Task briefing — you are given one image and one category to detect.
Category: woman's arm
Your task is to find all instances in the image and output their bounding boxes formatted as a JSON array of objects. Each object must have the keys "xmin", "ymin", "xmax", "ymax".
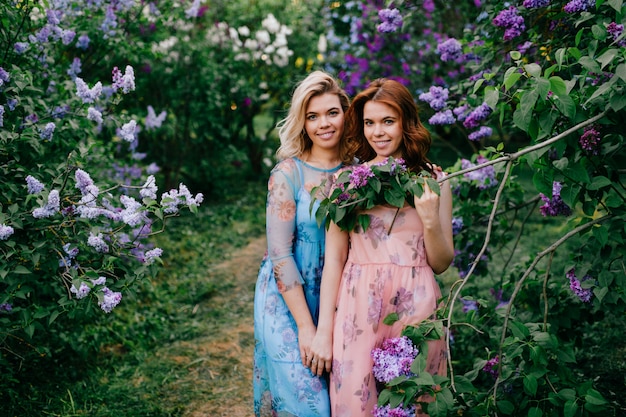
[
  {"xmin": 265, "ymin": 161, "xmax": 317, "ymax": 365},
  {"xmin": 414, "ymin": 177, "xmax": 454, "ymax": 274},
  {"xmin": 308, "ymin": 222, "xmax": 349, "ymax": 375}
]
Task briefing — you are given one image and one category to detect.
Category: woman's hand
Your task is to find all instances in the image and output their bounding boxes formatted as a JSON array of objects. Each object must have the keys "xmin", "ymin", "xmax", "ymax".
[
  {"xmin": 307, "ymin": 331, "xmax": 333, "ymax": 376},
  {"xmin": 414, "ymin": 180, "xmax": 441, "ymax": 228},
  {"xmin": 298, "ymin": 322, "xmax": 316, "ymax": 368}
]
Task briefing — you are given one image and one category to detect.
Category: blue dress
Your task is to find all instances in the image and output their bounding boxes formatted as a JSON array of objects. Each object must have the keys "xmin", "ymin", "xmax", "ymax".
[{"xmin": 253, "ymin": 157, "xmax": 341, "ymax": 417}]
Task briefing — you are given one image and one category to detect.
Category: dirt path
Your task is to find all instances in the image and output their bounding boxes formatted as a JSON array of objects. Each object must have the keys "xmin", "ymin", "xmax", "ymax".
[{"xmin": 181, "ymin": 235, "xmax": 266, "ymax": 417}]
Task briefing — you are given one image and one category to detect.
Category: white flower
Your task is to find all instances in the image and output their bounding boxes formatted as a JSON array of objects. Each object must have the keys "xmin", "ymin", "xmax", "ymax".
[
  {"xmin": 238, "ymin": 26, "xmax": 250, "ymax": 37},
  {"xmin": 318, "ymin": 34, "xmax": 327, "ymax": 53},
  {"xmin": 255, "ymin": 30, "xmax": 271, "ymax": 45},
  {"xmin": 262, "ymin": 13, "xmax": 281, "ymax": 33}
]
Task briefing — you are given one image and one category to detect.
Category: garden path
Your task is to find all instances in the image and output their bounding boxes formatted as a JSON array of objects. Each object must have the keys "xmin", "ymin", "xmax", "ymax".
[{"xmin": 183, "ymin": 235, "xmax": 266, "ymax": 417}]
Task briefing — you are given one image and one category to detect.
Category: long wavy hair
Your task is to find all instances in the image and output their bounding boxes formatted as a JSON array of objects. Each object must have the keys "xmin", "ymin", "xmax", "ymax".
[
  {"xmin": 345, "ymin": 78, "xmax": 433, "ymax": 175},
  {"xmin": 276, "ymin": 71, "xmax": 351, "ymax": 163}
]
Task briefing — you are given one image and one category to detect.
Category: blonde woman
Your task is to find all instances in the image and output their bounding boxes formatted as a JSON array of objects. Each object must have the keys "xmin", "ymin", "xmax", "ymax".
[{"xmin": 253, "ymin": 71, "xmax": 351, "ymax": 417}]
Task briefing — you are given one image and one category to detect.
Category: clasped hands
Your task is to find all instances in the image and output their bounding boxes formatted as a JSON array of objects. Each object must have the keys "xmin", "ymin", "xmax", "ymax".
[{"xmin": 302, "ymin": 333, "xmax": 332, "ymax": 376}]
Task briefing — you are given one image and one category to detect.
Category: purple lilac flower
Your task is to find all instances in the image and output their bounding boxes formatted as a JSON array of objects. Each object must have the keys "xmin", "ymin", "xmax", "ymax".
[
  {"xmin": 185, "ymin": 0, "xmax": 202, "ymax": 18},
  {"xmin": 76, "ymin": 34, "xmax": 90, "ymax": 49},
  {"xmin": 87, "ymin": 107, "xmax": 103, "ymax": 124},
  {"xmin": 491, "ymin": 288, "xmax": 509, "ymax": 309},
  {"xmin": 436, "ymin": 38, "xmax": 463, "ymax": 62},
  {"xmin": 483, "ymin": 355, "xmax": 499, "ymax": 378},
  {"xmin": 51, "ymin": 105, "xmax": 70, "ymax": 119},
  {"xmin": 371, "ymin": 336, "xmax": 418, "ymax": 383},
  {"xmin": 468, "ymin": 126, "xmax": 493, "ymax": 141},
  {"xmin": 40, "ymin": 122, "xmax": 56, "ymax": 141},
  {"xmin": 429, "ymin": 109, "xmax": 455, "ymax": 125},
  {"xmin": 418, "ymin": 86, "xmax": 449, "ymax": 111},
  {"xmin": 119, "ymin": 120, "xmax": 137, "ymax": 142},
  {"xmin": 523, "ymin": 0, "xmax": 550, "ymax": 8},
  {"xmin": 112, "ymin": 65, "xmax": 136, "ymax": 94},
  {"xmin": 92, "ymin": 276, "xmax": 107, "ymax": 286},
  {"xmin": 26, "ymin": 175, "xmax": 45, "ymax": 194},
  {"xmin": 140, "ymin": 175, "xmax": 158, "ymax": 199},
  {"xmin": 349, "ymin": 164, "xmax": 375, "ymax": 188},
  {"xmin": 144, "ymin": 248, "xmax": 163, "ymax": 265},
  {"xmin": 0, "ymin": 105, "xmax": 4, "ymax": 127},
  {"xmin": 539, "ymin": 181, "xmax": 572, "ymax": 216},
  {"xmin": 493, "ymin": 6, "xmax": 526, "ymax": 41},
  {"xmin": 377, "ymin": 8, "xmax": 403, "ymax": 33},
  {"xmin": 0, "ymin": 224, "xmax": 15, "ymax": 240},
  {"xmin": 607, "ymin": 22, "xmax": 625, "ymax": 46},
  {"xmin": 0, "ymin": 303, "xmax": 12, "ymax": 312},
  {"xmin": 579, "ymin": 125, "xmax": 601, "ymax": 154},
  {"xmin": 75, "ymin": 169, "xmax": 95, "ymax": 195},
  {"xmin": 160, "ymin": 184, "xmax": 203, "ymax": 214},
  {"xmin": 463, "ymin": 103, "xmax": 492, "ymax": 129},
  {"xmin": 460, "ymin": 298, "xmax": 478, "ymax": 313},
  {"xmin": 145, "ymin": 105, "xmax": 167, "ymax": 129},
  {"xmin": 32, "ymin": 190, "xmax": 60, "ymax": 218},
  {"xmin": 564, "ymin": 0, "xmax": 595, "ymax": 13},
  {"xmin": 423, "ymin": 0, "xmax": 435, "ymax": 14},
  {"xmin": 7, "ymin": 99, "xmax": 17, "ymax": 111},
  {"xmin": 388, "ymin": 157, "xmax": 407, "ymax": 175},
  {"xmin": 99, "ymin": 287, "xmax": 122, "ymax": 313},
  {"xmin": 567, "ymin": 269, "xmax": 593, "ymax": 302},
  {"xmin": 14, "ymin": 42, "xmax": 29, "ymax": 54},
  {"xmin": 462, "ymin": 155, "xmax": 498, "ymax": 189},
  {"xmin": 373, "ymin": 404, "xmax": 417, "ymax": 417},
  {"xmin": 0, "ymin": 67, "xmax": 9, "ymax": 87},
  {"xmin": 146, "ymin": 163, "xmax": 160, "ymax": 175},
  {"xmin": 75, "ymin": 78, "xmax": 103, "ymax": 103},
  {"xmin": 101, "ymin": 6, "xmax": 118, "ymax": 37},
  {"xmin": 70, "ymin": 282, "xmax": 91, "ymax": 299},
  {"xmin": 61, "ymin": 29, "xmax": 76, "ymax": 45},
  {"xmin": 87, "ymin": 232, "xmax": 109, "ymax": 253},
  {"xmin": 120, "ymin": 195, "xmax": 144, "ymax": 226},
  {"xmin": 67, "ymin": 57, "xmax": 82, "ymax": 79},
  {"xmin": 452, "ymin": 217, "xmax": 463, "ymax": 235},
  {"xmin": 453, "ymin": 104, "xmax": 470, "ymax": 122}
]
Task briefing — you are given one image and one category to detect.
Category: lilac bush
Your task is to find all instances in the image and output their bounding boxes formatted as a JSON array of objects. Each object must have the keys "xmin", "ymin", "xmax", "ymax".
[
  {"xmin": 0, "ymin": 0, "xmax": 203, "ymax": 379},
  {"xmin": 323, "ymin": 0, "xmax": 624, "ymax": 415}
]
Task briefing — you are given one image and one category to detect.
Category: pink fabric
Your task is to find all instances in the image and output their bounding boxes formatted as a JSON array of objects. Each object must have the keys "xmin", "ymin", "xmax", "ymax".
[{"xmin": 330, "ymin": 205, "xmax": 447, "ymax": 417}]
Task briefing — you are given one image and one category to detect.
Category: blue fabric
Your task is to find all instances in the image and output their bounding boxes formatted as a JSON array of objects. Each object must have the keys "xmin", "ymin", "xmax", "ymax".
[{"xmin": 253, "ymin": 158, "xmax": 339, "ymax": 417}]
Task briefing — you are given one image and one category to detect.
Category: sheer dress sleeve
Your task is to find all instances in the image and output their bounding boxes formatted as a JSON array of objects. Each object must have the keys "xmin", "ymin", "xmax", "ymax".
[{"xmin": 265, "ymin": 159, "xmax": 303, "ymax": 293}]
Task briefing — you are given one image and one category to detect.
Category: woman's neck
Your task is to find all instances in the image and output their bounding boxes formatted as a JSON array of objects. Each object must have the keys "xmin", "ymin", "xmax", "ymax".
[{"xmin": 302, "ymin": 148, "xmax": 342, "ymax": 169}]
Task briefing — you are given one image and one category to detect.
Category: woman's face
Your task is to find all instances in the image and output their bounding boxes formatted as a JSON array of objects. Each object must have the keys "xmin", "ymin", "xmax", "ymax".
[
  {"xmin": 363, "ymin": 100, "xmax": 403, "ymax": 163},
  {"xmin": 304, "ymin": 93, "xmax": 345, "ymax": 152}
]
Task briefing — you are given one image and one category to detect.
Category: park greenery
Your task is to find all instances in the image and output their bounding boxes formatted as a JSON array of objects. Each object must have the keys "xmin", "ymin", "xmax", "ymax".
[{"xmin": 0, "ymin": 0, "xmax": 625, "ymax": 415}]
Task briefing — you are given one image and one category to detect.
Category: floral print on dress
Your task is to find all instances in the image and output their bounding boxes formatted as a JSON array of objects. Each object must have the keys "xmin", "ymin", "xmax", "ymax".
[
  {"xmin": 330, "ymin": 204, "xmax": 446, "ymax": 417},
  {"xmin": 254, "ymin": 158, "xmax": 343, "ymax": 417}
]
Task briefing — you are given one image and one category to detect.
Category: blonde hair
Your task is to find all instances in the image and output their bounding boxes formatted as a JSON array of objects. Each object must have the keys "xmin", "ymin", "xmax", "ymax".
[{"xmin": 276, "ymin": 70, "xmax": 351, "ymax": 162}]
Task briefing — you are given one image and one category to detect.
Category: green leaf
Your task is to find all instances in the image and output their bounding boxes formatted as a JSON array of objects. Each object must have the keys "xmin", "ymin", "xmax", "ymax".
[
  {"xmin": 587, "ymin": 176, "xmax": 612, "ymax": 190},
  {"xmin": 383, "ymin": 312, "xmax": 399, "ymax": 325},
  {"xmin": 610, "ymin": 89, "xmax": 626, "ymax": 111},
  {"xmin": 513, "ymin": 89, "xmax": 539, "ymax": 131},
  {"xmin": 523, "ymin": 375, "xmax": 538, "ymax": 396},
  {"xmin": 560, "ymin": 184, "xmax": 581, "ymax": 208},
  {"xmin": 497, "ymin": 400, "xmax": 515, "ymax": 415},
  {"xmin": 616, "ymin": 63, "xmax": 626, "ymax": 82},
  {"xmin": 549, "ymin": 76, "xmax": 568, "ymax": 96},
  {"xmin": 578, "ymin": 56, "xmax": 601, "ymax": 72},
  {"xmin": 585, "ymin": 388, "xmax": 608, "ymax": 406},
  {"xmin": 564, "ymin": 400, "xmax": 578, "ymax": 417},
  {"xmin": 528, "ymin": 407, "xmax": 543, "ymax": 417},
  {"xmin": 554, "ymin": 93, "xmax": 576, "ymax": 119},
  {"xmin": 504, "ymin": 70, "xmax": 523, "ymax": 92},
  {"xmin": 484, "ymin": 85, "xmax": 500, "ymax": 109},
  {"xmin": 607, "ymin": 0, "xmax": 623, "ymax": 12},
  {"xmin": 585, "ymin": 75, "xmax": 618, "ymax": 105},
  {"xmin": 13, "ymin": 265, "xmax": 32, "ymax": 275},
  {"xmin": 596, "ymin": 48, "xmax": 618, "ymax": 70},
  {"xmin": 524, "ymin": 63, "xmax": 542, "ymax": 78},
  {"xmin": 532, "ymin": 169, "xmax": 554, "ymax": 197},
  {"xmin": 558, "ymin": 388, "xmax": 577, "ymax": 401}
]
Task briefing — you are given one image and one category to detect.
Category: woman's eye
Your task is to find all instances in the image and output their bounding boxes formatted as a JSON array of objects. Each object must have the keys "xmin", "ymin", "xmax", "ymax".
[{"xmin": 307, "ymin": 115, "xmax": 317, "ymax": 121}]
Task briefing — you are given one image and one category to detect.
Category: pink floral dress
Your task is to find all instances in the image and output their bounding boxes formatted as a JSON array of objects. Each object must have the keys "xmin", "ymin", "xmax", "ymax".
[{"xmin": 330, "ymin": 204, "xmax": 447, "ymax": 417}]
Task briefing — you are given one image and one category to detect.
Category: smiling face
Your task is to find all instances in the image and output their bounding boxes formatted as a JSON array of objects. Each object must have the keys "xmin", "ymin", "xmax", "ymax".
[
  {"xmin": 304, "ymin": 93, "xmax": 345, "ymax": 153},
  {"xmin": 363, "ymin": 100, "xmax": 403, "ymax": 163}
]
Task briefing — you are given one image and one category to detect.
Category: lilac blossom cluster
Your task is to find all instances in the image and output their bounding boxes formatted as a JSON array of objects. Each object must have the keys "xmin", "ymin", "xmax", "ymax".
[
  {"xmin": 452, "ymin": 216, "xmax": 464, "ymax": 235},
  {"xmin": 0, "ymin": 303, "xmax": 12, "ymax": 312},
  {"xmin": 460, "ymin": 298, "xmax": 479, "ymax": 313},
  {"xmin": 0, "ymin": 224, "xmax": 15, "ymax": 240},
  {"xmin": 421, "ymin": 95, "xmax": 493, "ymax": 142},
  {"xmin": 461, "ymin": 155, "xmax": 498, "ymax": 189},
  {"xmin": 348, "ymin": 164, "xmax": 375, "ymax": 188},
  {"xmin": 69, "ymin": 276, "xmax": 122, "ymax": 313},
  {"xmin": 579, "ymin": 125, "xmax": 602, "ymax": 154},
  {"xmin": 373, "ymin": 404, "xmax": 417, "ymax": 417},
  {"xmin": 160, "ymin": 184, "xmax": 204, "ymax": 214},
  {"xmin": 564, "ymin": 0, "xmax": 595, "ymax": 13},
  {"xmin": 371, "ymin": 336, "xmax": 419, "ymax": 384},
  {"xmin": 377, "ymin": 8, "xmax": 403, "ymax": 33},
  {"xmin": 566, "ymin": 269, "xmax": 594, "ymax": 302},
  {"xmin": 539, "ymin": 182, "xmax": 572, "ymax": 217},
  {"xmin": 418, "ymin": 86, "xmax": 449, "ymax": 111},
  {"xmin": 492, "ymin": 6, "xmax": 526, "ymax": 41},
  {"xmin": 607, "ymin": 22, "xmax": 625, "ymax": 46},
  {"xmin": 436, "ymin": 38, "xmax": 463, "ymax": 63},
  {"xmin": 482, "ymin": 355, "xmax": 499, "ymax": 379},
  {"xmin": 523, "ymin": 0, "xmax": 551, "ymax": 8}
]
